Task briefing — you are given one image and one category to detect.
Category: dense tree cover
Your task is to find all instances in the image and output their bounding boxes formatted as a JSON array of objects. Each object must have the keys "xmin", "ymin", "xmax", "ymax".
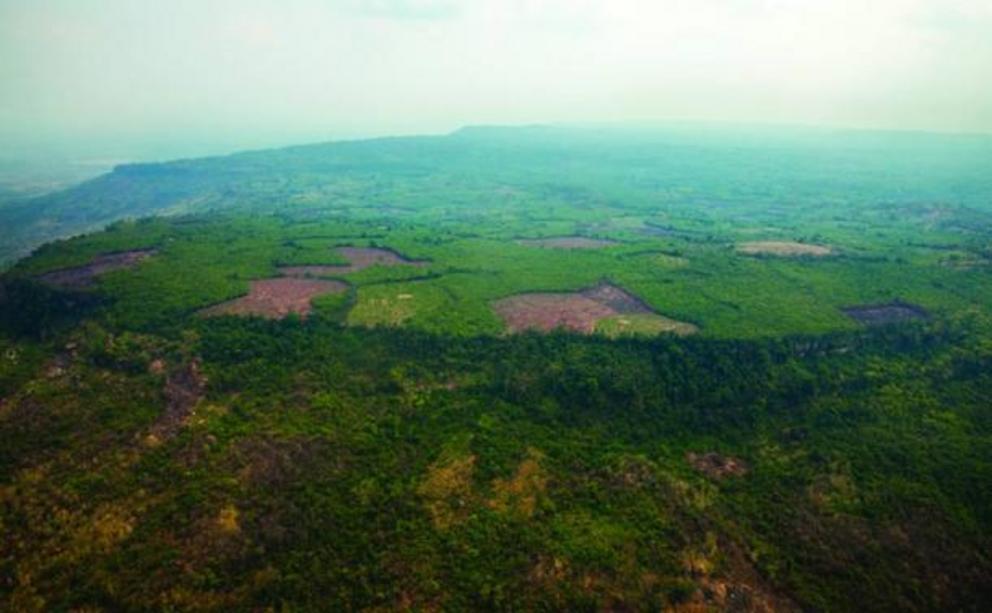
[{"xmin": 1, "ymin": 297, "xmax": 991, "ymax": 609}]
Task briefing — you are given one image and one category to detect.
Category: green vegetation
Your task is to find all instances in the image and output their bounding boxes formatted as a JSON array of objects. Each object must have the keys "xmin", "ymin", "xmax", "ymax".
[
  {"xmin": 596, "ymin": 313, "xmax": 698, "ymax": 337},
  {"xmin": 2, "ymin": 126, "xmax": 992, "ymax": 609}
]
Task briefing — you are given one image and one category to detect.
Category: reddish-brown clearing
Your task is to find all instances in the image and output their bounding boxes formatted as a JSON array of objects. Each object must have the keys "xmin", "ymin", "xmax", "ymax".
[
  {"xmin": 493, "ymin": 293, "xmax": 617, "ymax": 333},
  {"xmin": 200, "ymin": 278, "xmax": 348, "ymax": 319},
  {"xmin": 280, "ymin": 246, "xmax": 428, "ymax": 277},
  {"xmin": 492, "ymin": 283, "xmax": 669, "ymax": 334},
  {"xmin": 37, "ymin": 249, "xmax": 156, "ymax": 288}
]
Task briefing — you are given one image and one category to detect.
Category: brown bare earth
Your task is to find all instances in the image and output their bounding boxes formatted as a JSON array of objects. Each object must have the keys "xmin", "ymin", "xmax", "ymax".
[
  {"xmin": 737, "ymin": 241, "xmax": 832, "ymax": 257},
  {"xmin": 686, "ymin": 452, "xmax": 749, "ymax": 479},
  {"xmin": 279, "ymin": 246, "xmax": 428, "ymax": 277},
  {"xmin": 199, "ymin": 278, "xmax": 348, "ymax": 319},
  {"xmin": 492, "ymin": 282, "xmax": 693, "ymax": 335},
  {"xmin": 843, "ymin": 302, "xmax": 928, "ymax": 326},
  {"xmin": 36, "ymin": 249, "xmax": 156, "ymax": 288},
  {"xmin": 517, "ymin": 236, "xmax": 618, "ymax": 249},
  {"xmin": 493, "ymin": 293, "xmax": 618, "ymax": 333}
]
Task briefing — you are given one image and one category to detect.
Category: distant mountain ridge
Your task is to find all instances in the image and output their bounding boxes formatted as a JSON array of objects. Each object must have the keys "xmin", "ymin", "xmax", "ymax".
[
  {"xmin": 3, "ymin": 124, "xmax": 992, "ymax": 266},
  {"xmin": 0, "ymin": 132, "xmax": 453, "ymax": 265}
]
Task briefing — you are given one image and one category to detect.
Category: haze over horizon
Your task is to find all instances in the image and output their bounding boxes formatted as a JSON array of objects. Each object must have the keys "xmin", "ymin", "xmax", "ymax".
[{"xmin": 2, "ymin": 0, "xmax": 992, "ymax": 163}]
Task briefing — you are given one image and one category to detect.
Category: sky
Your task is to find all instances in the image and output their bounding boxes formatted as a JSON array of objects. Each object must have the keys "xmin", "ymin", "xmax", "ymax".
[{"xmin": 1, "ymin": 0, "xmax": 991, "ymax": 161}]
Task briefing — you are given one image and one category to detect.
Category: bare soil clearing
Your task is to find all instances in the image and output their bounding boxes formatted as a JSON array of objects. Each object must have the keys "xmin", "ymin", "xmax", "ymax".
[
  {"xmin": 493, "ymin": 293, "xmax": 617, "ymax": 333},
  {"xmin": 280, "ymin": 246, "xmax": 427, "ymax": 277},
  {"xmin": 517, "ymin": 237, "xmax": 618, "ymax": 249},
  {"xmin": 37, "ymin": 249, "xmax": 156, "ymax": 288},
  {"xmin": 686, "ymin": 452, "xmax": 749, "ymax": 479},
  {"xmin": 493, "ymin": 282, "xmax": 696, "ymax": 336},
  {"xmin": 737, "ymin": 241, "xmax": 832, "ymax": 257},
  {"xmin": 843, "ymin": 302, "xmax": 928, "ymax": 326},
  {"xmin": 200, "ymin": 278, "xmax": 348, "ymax": 319}
]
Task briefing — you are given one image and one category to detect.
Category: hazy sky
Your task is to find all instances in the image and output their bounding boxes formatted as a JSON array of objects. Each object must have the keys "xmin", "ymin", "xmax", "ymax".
[{"xmin": 2, "ymin": 0, "xmax": 991, "ymax": 158}]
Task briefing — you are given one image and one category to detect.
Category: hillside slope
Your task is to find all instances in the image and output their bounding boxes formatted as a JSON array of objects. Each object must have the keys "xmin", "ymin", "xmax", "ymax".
[{"xmin": 4, "ymin": 125, "xmax": 992, "ymax": 264}]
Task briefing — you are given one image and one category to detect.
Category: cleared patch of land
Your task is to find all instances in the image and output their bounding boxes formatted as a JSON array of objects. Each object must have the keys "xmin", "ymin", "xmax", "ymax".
[
  {"xmin": 280, "ymin": 246, "xmax": 427, "ymax": 277},
  {"xmin": 843, "ymin": 302, "xmax": 928, "ymax": 326},
  {"xmin": 492, "ymin": 283, "xmax": 696, "ymax": 336},
  {"xmin": 517, "ymin": 236, "xmax": 618, "ymax": 249},
  {"xmin": 200, "ymin": 278, "xmax": 348, "ymax": 319},
  {"xmin": 36, "ymin": 249, "xmax": 156, "ymax": 288},
  {"xmin": 737, "ymin": 241, "xmax": 832, "ymax": 257},
  {"xmin": 493, "ymin": 293, "xmax": 616, "ymax": 333}
]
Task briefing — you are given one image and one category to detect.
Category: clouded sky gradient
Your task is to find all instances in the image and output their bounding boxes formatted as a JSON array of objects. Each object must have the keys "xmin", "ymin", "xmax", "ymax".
[{"xmin": 2, "ymin": 0, "xmax": 991, "ymax": 158}]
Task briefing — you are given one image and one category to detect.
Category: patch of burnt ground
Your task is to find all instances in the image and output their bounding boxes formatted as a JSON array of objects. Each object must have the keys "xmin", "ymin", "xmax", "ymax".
[
  {"xmin": 843, "ymin": 302, "xmax": 929, "ymax": 326},
  {"xmin": 579, "ymin": 283, "xmax": 652, "ymax": 314},
  {"xmin": 279, "ymin": 246, "xmax": 428, "ymax": 277},
  {"xmin": 36, "ymin": 249, "xmax": 156, "ymax": 289}
]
